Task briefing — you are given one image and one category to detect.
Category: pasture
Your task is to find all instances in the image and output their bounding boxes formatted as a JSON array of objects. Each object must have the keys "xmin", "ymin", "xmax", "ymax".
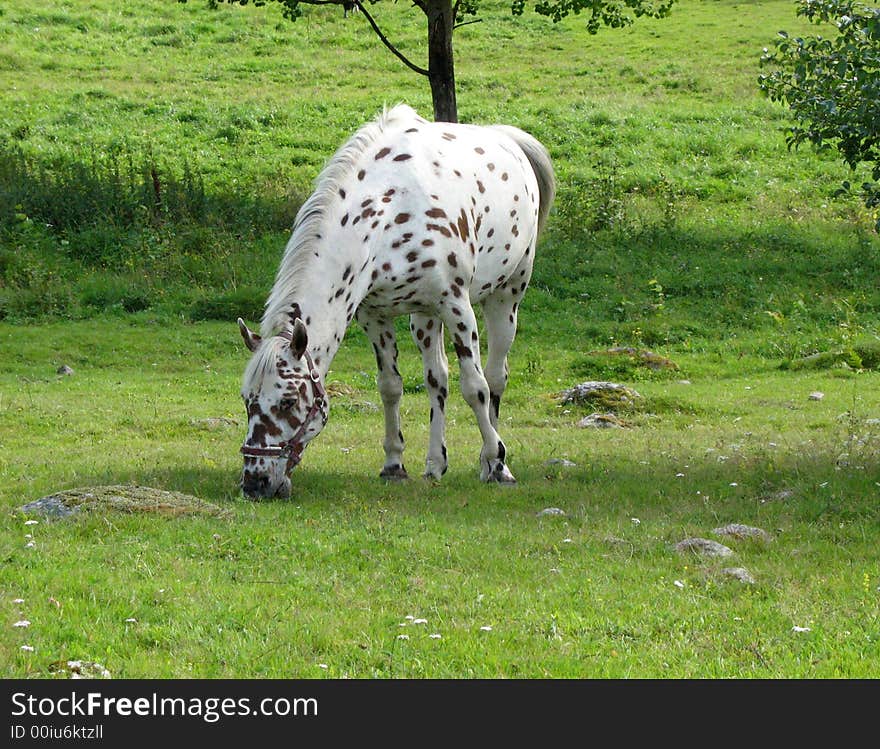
[{"xmin": 1, "ymin": 0, "xmax": 879, "ymax": 678}]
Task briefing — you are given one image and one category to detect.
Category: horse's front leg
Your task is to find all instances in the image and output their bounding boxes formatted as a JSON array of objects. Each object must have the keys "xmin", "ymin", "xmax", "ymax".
[
  {"xmin": 358, "ymin": 312, "xmax": 408, "ymax": 480},
  {"xmin": 410, "ymin": 313, "xmax": 449, "ymax": 480}
]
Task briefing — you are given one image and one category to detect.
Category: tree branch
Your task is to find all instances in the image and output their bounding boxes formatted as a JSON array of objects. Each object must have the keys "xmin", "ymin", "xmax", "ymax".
[
  {"xmin": 453, "ymin": 18, "xmax": 482, "ymax": 29},
  {"xmin": 354, "ymin": 1, "xmax": 430, "ymax": 77}
]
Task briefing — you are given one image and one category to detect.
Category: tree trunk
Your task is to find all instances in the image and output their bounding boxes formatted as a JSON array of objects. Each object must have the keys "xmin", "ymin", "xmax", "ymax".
[{"xmin": 425, "ymin": 0, "xmax": 457, "ymax": 123}]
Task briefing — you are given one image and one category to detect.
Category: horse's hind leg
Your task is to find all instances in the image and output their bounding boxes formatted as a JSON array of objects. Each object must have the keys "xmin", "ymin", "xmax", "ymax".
[
  {"xmin": 409, "ymin": 313, "xmax": 449, "ymax": 479},
  {"xmin": 481, "ymin": 252, "xmax": 533, "ymax": 429},
  {"xmin": 440, "ymin": 300, "xmax": 515, "ymax": 484},
  {"xmin": 358, "ymin": 312, "xmax": 408, "ymax": 480}
]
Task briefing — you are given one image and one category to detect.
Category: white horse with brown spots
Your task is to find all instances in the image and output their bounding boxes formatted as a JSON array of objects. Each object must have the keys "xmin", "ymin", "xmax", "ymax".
[{"xmin": 238, "ymin": 104, "xmax": 554, "ymax": 498}]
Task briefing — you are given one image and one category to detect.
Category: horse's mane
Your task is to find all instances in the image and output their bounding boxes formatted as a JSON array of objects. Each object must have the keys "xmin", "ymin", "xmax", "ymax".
[{"xmin": 261, "ymin": 104, "xmax": 419, "ymax": 336}]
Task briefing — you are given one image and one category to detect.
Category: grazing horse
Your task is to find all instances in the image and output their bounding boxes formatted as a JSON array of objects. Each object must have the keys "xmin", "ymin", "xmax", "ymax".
[{"xmin": 238, "ymin": 104, "xmax": 554, "ymax": 499}]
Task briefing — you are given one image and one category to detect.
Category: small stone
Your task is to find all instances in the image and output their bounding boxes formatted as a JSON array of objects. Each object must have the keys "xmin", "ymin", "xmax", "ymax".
[
  {"xmin": 713, "ymin": 523, "xmax": 773, "ymax": 542},
  {"xmin": 577, "ymin": 413, "xmax": 627, "ymax": 429},
  {"xmin": 808, "ymin": 391, "xmax": 824, "ymax": 401},
  {"xmin": 674, "ymin": 538, "xmax": 733, "ymax": 558},
  {"xmin": 545, "ymin": 458, "xmax": 577, "ymax": 467},
  {"xmin": 767, "ymin": 488, "xmax": 795, "ymax": 502},
  {"xmin": 721, "ymin": 567, "xmax": 756, "ymax": 584},
  {"xmin": 57, "ymin": 364, "xmax": 74, "ymax": 376},
  {"xmin": 536, "ymin": 507, "xmax": 566, "ymax": 517}
]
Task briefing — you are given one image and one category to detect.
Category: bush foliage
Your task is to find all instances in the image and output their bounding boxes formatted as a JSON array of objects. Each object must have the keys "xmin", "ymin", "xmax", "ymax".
[{"xmin": 760, "ymin": 0, "xmax": 880, "ymax": 228}]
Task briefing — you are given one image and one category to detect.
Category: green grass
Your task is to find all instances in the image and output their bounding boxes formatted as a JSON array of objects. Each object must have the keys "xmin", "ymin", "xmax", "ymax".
[
  {"xmin": 1, "ymin": 318, "xmax": 878, "ymax": 677},
  {"xmin": 0, "ymin": 0, "xmax": 879, "ymax": 677}
]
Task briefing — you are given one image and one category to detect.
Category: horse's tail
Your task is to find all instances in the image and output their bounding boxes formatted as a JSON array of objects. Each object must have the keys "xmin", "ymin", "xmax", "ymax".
[{"xmin": 491, "ymin": 125, "xmax": 556, "ymax": 237}]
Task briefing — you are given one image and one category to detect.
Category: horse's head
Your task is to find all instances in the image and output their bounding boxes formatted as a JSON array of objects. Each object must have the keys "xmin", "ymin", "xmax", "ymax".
[{"xmin": 237, "ymin": 317, "xmax": 329, "ymax": 499}]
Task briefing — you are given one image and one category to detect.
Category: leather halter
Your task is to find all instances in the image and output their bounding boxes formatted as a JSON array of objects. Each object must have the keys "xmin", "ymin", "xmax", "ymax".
[{"xmin": 240, "ymin": 339, "xmax": 326, "ymax": 476}]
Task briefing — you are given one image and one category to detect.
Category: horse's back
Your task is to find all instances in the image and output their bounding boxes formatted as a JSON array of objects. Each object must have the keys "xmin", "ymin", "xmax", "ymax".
[{"xmin": 351, "ymin": 108, "xmax": 542, "ymax": 315}]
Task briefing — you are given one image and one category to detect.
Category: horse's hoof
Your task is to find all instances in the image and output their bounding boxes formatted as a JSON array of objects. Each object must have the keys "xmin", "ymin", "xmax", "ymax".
[
  {"xmin": 380, "ymin": 465, "xmax": 409, "ymax": 481},
  {"xmin": 485, "ymin": 463, "xmax": 517, "ymax": 484}
]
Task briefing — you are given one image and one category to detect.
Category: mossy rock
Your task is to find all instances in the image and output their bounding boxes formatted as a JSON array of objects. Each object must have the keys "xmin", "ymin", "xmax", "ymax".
[
  {"xmin": 784, "ymin": 342, "xmax": 880, "ymax": 371},
  {"xmin": 560, "ymin": 381, "xmax": 642, "ymax": 411},
  {"xmin": 572, "ymin": 347, "xmax": 680, "ymax": 381},
  {"xmin": 18, "ymin": 485, "xmax": 230, "ymax": 519}
]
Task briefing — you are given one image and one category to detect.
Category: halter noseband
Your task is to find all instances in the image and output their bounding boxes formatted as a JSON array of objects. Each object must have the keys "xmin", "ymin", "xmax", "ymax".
[{"xmin": 240, "ymin": 341, "xmax": 326, "ymax": 476}]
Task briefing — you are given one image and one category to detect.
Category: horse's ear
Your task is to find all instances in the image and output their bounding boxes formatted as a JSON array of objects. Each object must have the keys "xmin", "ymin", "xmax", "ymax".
[
  {"xmin": 238, "ymin": 318, "xmax": 262, "ymax": 353},
  {"xmin": 289, "ymin": 318, "xmax": 309, "ymax": 360}
]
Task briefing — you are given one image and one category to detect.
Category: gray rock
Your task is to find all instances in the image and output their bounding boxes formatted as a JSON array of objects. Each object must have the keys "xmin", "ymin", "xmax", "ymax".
[
  {"xmin": 577, "ymin": 413, "xmax": 627, "ymax": 429},
  {"xmin": 544, "ymin": 458, "xmax": 577, "ymax": 467},
  {"xmin": 713, "ymin": 523, "xmax": 773, "ymax": 542},
  {"xmin": 720, "ymin": 567, "xmax": 756, "ymax": 584},
  {"xmin": 57, "ymin": 365, "xmax": 74, "ymax": 376},
  {"xmin": 536, "ymin": 507, "xmax": 566, "ymax": 517},
  {"xmin": 19, "ymin": 496, "xmax": 80, "ymax": 519},
  {"xmin": 674, "ymin": 537, "xmax": 734, "ymax": 558}
]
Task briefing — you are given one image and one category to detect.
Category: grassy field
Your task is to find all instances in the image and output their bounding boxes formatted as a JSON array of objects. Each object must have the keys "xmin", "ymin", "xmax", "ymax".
[{"xmin": 1, "ymin": 0, "xmax": 879, "ymax": 677}]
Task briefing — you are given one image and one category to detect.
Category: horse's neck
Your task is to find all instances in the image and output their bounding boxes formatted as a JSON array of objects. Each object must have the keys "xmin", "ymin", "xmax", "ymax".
[{"xmin": 264, "ymin": 237, "xmax": 369, "ymax": 377}]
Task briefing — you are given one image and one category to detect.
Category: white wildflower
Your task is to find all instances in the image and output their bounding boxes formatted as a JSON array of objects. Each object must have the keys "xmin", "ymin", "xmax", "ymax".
[
  {"xmin": 429, "ymin": 633, "xmax": 442, "ymax": 640},
  {"xmin": 673, "ymin": 580, "xmax": 685, "ymax": 589},
  {"xmin": 13, "ymin": 620, "xmax": 31, "ymax": 628},
  {"xmin": 792, "ymin": 626, "xmax": 811, "ymax": 633},
  {"xmin": 20, "ymin": 645, "xmax": 34, "ymax": 652},
  {"xmin": 24, "ymin": 520, "xmax": 38, "ymax": 526},
  {"xmin": 397, "ymin": 634, "xmax": 409, "ymax": 640},
  {"xmin": 479, "ymin": 625, "xmax": 493, "ymax": 632},
  {"xmin": 412, "ymin": 618, "xmax": 428, "ymax": 625}
]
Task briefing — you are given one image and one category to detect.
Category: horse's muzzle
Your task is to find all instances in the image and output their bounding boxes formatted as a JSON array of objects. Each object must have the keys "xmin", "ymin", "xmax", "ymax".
[{"xmin": 241, "ymin": 472, "xmax": 291, "ymax": 499}]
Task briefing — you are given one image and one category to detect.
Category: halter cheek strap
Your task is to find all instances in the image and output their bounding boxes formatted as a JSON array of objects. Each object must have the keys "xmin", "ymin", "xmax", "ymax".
[{"xmin": 240, "ymin": 348, "xmax": 327, "ymax": 476}]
